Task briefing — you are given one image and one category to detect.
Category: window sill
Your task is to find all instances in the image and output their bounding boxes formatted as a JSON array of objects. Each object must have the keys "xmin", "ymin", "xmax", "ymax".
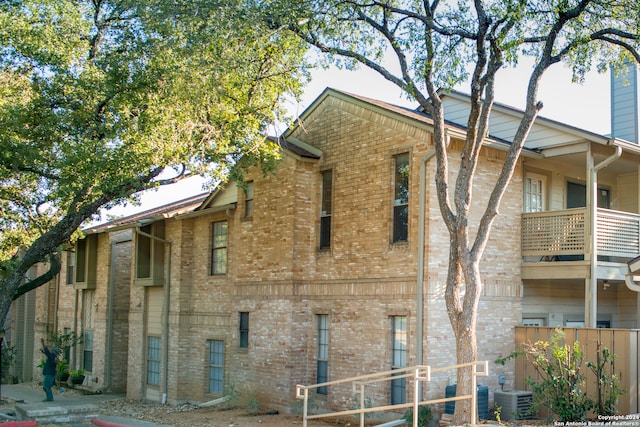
[{"xmin": 390, "ymin": 241, "xmax": 410, "ymax": 251}]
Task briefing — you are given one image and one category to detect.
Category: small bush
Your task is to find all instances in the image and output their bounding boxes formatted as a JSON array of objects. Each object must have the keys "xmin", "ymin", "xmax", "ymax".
[
  {"xmin": 403, "ymin": 405, "xmax": 433, "ymax": 427},
  {"xmin": 497, "ymin": 328, "xmax": 626, "ymax": 422}
]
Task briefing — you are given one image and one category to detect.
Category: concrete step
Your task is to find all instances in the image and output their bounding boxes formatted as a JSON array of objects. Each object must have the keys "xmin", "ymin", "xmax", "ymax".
[{"xmin": 15, "ymin": 401, "xmax": 99, "ymax": 424}]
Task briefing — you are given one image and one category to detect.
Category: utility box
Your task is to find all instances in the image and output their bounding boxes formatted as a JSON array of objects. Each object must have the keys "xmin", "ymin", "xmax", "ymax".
[
  {"xmin": 493, "ymin": 390, "xmax": 533, "ymax": 420},
  {"xmin": 444, "ymin": 384, "xmax": 489, "ymax": 420}
]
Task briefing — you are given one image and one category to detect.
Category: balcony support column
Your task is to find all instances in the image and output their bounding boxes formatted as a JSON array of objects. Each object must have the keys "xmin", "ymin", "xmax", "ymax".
[{"xmin": 587, "ymin": 143, "xmax": 622, "ymax": 328}]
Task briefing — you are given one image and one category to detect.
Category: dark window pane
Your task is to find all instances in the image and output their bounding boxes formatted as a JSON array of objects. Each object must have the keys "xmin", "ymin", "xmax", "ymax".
[
  {"xmin": 211, "ymin": 221, "xmax": 228, "ymax": 275},
  {"xmin": 320, "ymin": 217, "xmax": 331, "ymax": 249},
  {"xmin": 321, "ymin": 171, "xmax": 332, "ymax": 214},
  {"xmin": 208, "ymin": 340, "xmax": 224, "ymax": 394},
  {"xmin": 391, "ymin": 375, "xmax": 406, "ymax": 404},
  {"xmin": 393, "ymin": 205, "xmax": 408, "ymax": 242},
  {"xmin": 239, "ymin": 312, "xmax": 249, "ymax": 348},
  {"xmin": 146, "ymin": 336, "xmax": 160, "ymax": 385},
  {"xmin": 317, "ymin": 360, "xmax": 328, "ymax": 395}
]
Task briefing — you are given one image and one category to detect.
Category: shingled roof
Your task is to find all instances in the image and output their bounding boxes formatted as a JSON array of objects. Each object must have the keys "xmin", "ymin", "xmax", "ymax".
[{"xmin": 86, "ymin": 192, "xmax": 210, "ymax": 234}]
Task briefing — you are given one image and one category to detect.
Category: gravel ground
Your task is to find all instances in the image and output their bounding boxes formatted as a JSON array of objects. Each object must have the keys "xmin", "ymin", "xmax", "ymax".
[{"xmin": 3, "ymin": 383, "xmax": 341, "ymax": 426}]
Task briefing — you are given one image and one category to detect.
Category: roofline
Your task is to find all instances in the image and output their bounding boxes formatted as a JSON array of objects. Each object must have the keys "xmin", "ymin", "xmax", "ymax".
[
  {"xmin": 85, "ymin": 192, "xmax": 210, "ymax": 234},
  {"xmin": 285, "ymin": 88, "xmax": 437, "ymax": 139},
  {"xmin": 441, "ymin": 90, "xmax": 611, "ymax": 146},
  {"xmin": 288, "ymin": 88, "xmax": 543, "ymax": 158}
]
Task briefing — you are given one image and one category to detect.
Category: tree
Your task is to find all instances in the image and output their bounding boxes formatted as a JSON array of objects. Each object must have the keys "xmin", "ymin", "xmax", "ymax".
[
  {"xmin": 0, "ymin": 0, "xmax": 308, "ymax": 326},
  {"xmin": 264, "ymin": 0, "xmax": 640, "ymax": 423}
]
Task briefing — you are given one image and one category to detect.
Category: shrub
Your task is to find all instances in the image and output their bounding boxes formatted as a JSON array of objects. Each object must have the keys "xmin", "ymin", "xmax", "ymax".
[
  {"xmin": 403, "ymin": 405, "xmax": 433, "ymax": 427},
  {"xmin": 587, "ymin": 344, "xmax": 624, "ymax": 416},
  {"xmin": 497, "ymin": 328, "xmax": 625, "ymax": 422}
]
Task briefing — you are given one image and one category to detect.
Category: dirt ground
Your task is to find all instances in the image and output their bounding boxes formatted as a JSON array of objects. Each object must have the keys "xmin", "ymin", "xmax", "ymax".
[{"xmin": 95, "ymin": 399, "xmax": 346, "ymax": 427}]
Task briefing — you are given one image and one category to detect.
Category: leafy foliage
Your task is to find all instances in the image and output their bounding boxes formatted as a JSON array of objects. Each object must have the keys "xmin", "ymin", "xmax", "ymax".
[
  {"xmin": 525, "ymin": 330, "xmax": 593, "ymax": 421},
  {"xmin": 403, "ymin": 405, "xmax": 433, "ymax": 427},
  {"xmin": 587, "ymin": 344, "xmax": 624, "ymax": 416},
  {"xmin": 0, "ymin": 0, "xmax": 308, "ymax": 321},
  {"xmin": 498, "ymin": 329, "xmax": 626, "ymax": 422}
]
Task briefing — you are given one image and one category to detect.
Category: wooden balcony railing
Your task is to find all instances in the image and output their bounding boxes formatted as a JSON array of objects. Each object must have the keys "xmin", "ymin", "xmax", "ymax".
[{"xmin": 522, "ymin": 208, "xmax": 640, "ymax": 259}]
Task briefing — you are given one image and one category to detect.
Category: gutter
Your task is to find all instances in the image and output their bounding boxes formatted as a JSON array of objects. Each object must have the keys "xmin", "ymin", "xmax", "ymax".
[
  {"xmin": 587, "ymin": 142, "xmax": 622, "ymax": 327},
  {"xmin": 135, "ymin": 226, "xmax": 172, "ymax": 404},
  {"xmin": 417, "ymin": 147, "xmax": 436, "ymax": 399},
  {"xmin": 625, "ymin": 275, "xmax": 640, "ymax": 292}
]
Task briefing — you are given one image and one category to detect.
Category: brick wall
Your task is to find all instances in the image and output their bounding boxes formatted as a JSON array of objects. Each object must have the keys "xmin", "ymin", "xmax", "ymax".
[{"xmin": 29, "ymin": 91, "xmax": 522, "ymax": 413}]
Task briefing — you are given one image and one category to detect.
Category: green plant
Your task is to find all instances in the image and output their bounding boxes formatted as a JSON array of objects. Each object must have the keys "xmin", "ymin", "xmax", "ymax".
[
  {"xmin": 223, "ymin": 382, "xmax": 242, "ymax": 409},
  {"xmin": 69, "ymin": 369, "xmax": 85, "ymax": 377},
  {"xmin": 291, "ymin": 394, "xmax": 318, "ymax": 416},
  {"xmin": 56, "ymin": 358, "xmax": 69, "ymax": 375},
  {"xmin": 1, "ymin": 345, "xmax": 16, "ymax": 372},
  {"xmin": 524, "ymin": 329, "xmax": 593, "ymax": 422},
  {"xmin": 493, "ymin": 405, "xmax": 502, "ymax": 424},
  {"xmin": 587, "ymin": 343, "xmax": 625, "ymax": 416},
  {"xmin": 403, "ymin": 405, "xmax": 433, "ymax": 427},
  {"xmin": 49, "ymin": 330, "xmax": 82, "ymax": 361}
]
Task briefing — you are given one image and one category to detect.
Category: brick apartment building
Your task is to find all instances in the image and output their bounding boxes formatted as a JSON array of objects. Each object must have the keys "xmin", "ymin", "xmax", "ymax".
[{"xmin": 11, "ymin": 72, "xmax": 640, "ymax": 414}]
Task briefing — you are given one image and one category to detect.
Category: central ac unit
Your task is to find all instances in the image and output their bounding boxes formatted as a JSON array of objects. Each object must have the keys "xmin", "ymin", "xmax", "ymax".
[{"xmin": 494, "ymin": 390, "xmax": 533, "ymax": 420}]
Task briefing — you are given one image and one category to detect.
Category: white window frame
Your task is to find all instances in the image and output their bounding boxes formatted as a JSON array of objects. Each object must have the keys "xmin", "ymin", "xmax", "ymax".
[{"xmin": 524, "ymin": 172, "xmax": 547, "ymax": 213}]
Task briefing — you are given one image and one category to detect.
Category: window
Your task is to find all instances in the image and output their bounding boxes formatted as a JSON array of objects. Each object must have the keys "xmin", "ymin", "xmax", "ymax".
[
  {"xmin": 147, "ymin": 336, "xmax": 161, "ymax": 386},
  {"xmin": 83, "ymin": 331, "xmax": 94, "ymax": 372},
  {"xmin": 393, "ymin": 154, "xmax": 409, "ymax": 242},
  {"xmin": 320, "ymin": 170, "xmax": 333, "ymax": 249},
  {"xmin": 567, "ymin": 181, "xmax": 611, "ymax": 209},
  {"xmin": 207, "ymin": 340, "xmax": 225, "ymax": 394},
  {"xmin": 211, "ymin": 221, "xmax": 228, "ymax": 275},
  {"xmin": 75, "ymin": 234, "xmax": 98, "ymax": 289},
  {"xmin": 317, "ymin": 314, "xmax": 329, "ymax": 394},
  {"xmin": 135, "ymin": 222, "xmax": 165, "ymax": 286},
  {"xmin": 391, "ymin": 316, "xmax": 407, "ymax": 404},
  {"xmin": 524, "ymin": 173, "xmax": 546, "ymax": 213},
  {"xmin": 66, "ymin": 251, "xmax": 75, "ymax": 285},
  {"xmin": 245, "ymin": 182, "xmax": 254, "ymax": 218},
  {"xmin": 522, "ymin": 318, "xmax": 544, "ymax": 326},
  {"xmin": 239, "ymin": 312, "xmax": 249, "ymax": 348}
]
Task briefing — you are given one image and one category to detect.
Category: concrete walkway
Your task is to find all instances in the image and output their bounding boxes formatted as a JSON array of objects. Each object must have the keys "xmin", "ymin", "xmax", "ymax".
[{"xmin": 0, "ymin": 384, "xmax": 173, "ymax": 427}]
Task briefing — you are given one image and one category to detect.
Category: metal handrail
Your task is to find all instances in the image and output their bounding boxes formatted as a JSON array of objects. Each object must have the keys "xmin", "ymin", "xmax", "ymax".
[{"xmin": 296, "ymin": 360, "xmax": 489, "ymax": 427}]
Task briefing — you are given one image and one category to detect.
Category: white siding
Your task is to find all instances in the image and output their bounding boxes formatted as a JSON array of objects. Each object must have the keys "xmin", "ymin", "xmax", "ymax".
[{"xmin": 442, "ymin": 96, "xmax": 588, "ymax": 149}]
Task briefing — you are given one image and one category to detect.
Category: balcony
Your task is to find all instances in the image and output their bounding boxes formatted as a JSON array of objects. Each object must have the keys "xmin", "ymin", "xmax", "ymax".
[{"xmin": 521, "ymin": 208, "xmax": 640, "ymax": 280}]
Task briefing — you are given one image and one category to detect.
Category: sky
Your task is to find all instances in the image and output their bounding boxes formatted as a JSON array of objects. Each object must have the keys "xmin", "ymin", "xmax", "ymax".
[{"xmin": 99, "ymin": 57, "xmax": 613, "ymax": 221}]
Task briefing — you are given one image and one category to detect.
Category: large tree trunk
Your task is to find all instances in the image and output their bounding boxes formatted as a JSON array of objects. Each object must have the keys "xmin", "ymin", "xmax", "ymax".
[{"xmin": 445, "ymin": 239, "xmax": 482, "ymax": 425}]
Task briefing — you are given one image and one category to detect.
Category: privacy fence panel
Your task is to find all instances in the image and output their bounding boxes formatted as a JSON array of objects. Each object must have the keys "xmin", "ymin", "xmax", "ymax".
[{"xmin": 514, "ymin": 326, "xmax": 640, "ymax": 416}]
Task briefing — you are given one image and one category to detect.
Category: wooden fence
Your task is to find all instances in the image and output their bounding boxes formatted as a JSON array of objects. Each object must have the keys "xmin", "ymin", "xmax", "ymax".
[{"xmin": 514, "ymin": 326, "xmax": 640, "ymax": 416}]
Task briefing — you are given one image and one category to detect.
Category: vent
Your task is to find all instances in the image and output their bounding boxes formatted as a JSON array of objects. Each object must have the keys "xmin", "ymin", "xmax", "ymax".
[{"xmin": 494, "ymin": 390, "xmax": 533, "ymax": 420}]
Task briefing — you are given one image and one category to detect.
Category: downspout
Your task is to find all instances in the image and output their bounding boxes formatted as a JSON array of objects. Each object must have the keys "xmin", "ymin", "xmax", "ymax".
[
  {"xmin": 53, "ymin": 269, "xmax": 60, "ymax": 334},
  {"xmin": 587, "ymin": 143, "xmax": 622, "ymax": 327},
  {"xmin": 136, "ymin": 226, "xmax": 172, "ymax": 404},
  {"xmin": 417, "ymin": 146, "xmax": 437, "ymax": 401},
  {"xmin": 73, "ymin": 289, "xmax": 79, "ymax": 367},
  {"xmin": 625, "ymin": 274, "xmax": 640, "ymax": 292}
]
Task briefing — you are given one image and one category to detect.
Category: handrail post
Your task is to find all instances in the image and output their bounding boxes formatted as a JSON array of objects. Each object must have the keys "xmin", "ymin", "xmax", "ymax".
[
  {"xmin": 303, "ymin": 388, "xmax": 309, "ymax": 427},
  {"xmin": 359, "ymin": 383, "xmax": 365, "ymax": 427},
  {"xmin": 413, "ymin": 367, "xmax": 420, "ymax": 427},
  {"xmin": 471, "ymin": 363, "xmax": 478, "ymax": 426}
]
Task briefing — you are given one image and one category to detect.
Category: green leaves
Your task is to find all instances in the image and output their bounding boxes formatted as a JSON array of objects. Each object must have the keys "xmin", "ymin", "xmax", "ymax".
[{"xmin": 0, "ymin": 0, "xmax": 308, "ymax": 311}]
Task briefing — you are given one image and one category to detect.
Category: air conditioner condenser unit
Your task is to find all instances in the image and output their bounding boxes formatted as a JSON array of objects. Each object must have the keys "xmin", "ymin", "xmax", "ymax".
[{"xmin": 494, "ymin": 390, "xmax": 533, "ymax": 420}]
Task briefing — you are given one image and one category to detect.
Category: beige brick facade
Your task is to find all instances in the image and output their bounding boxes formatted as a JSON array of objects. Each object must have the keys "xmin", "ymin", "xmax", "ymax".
[{"xmin": 15, "ymin": 89, "xmax": 524, "ymax": 414}]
